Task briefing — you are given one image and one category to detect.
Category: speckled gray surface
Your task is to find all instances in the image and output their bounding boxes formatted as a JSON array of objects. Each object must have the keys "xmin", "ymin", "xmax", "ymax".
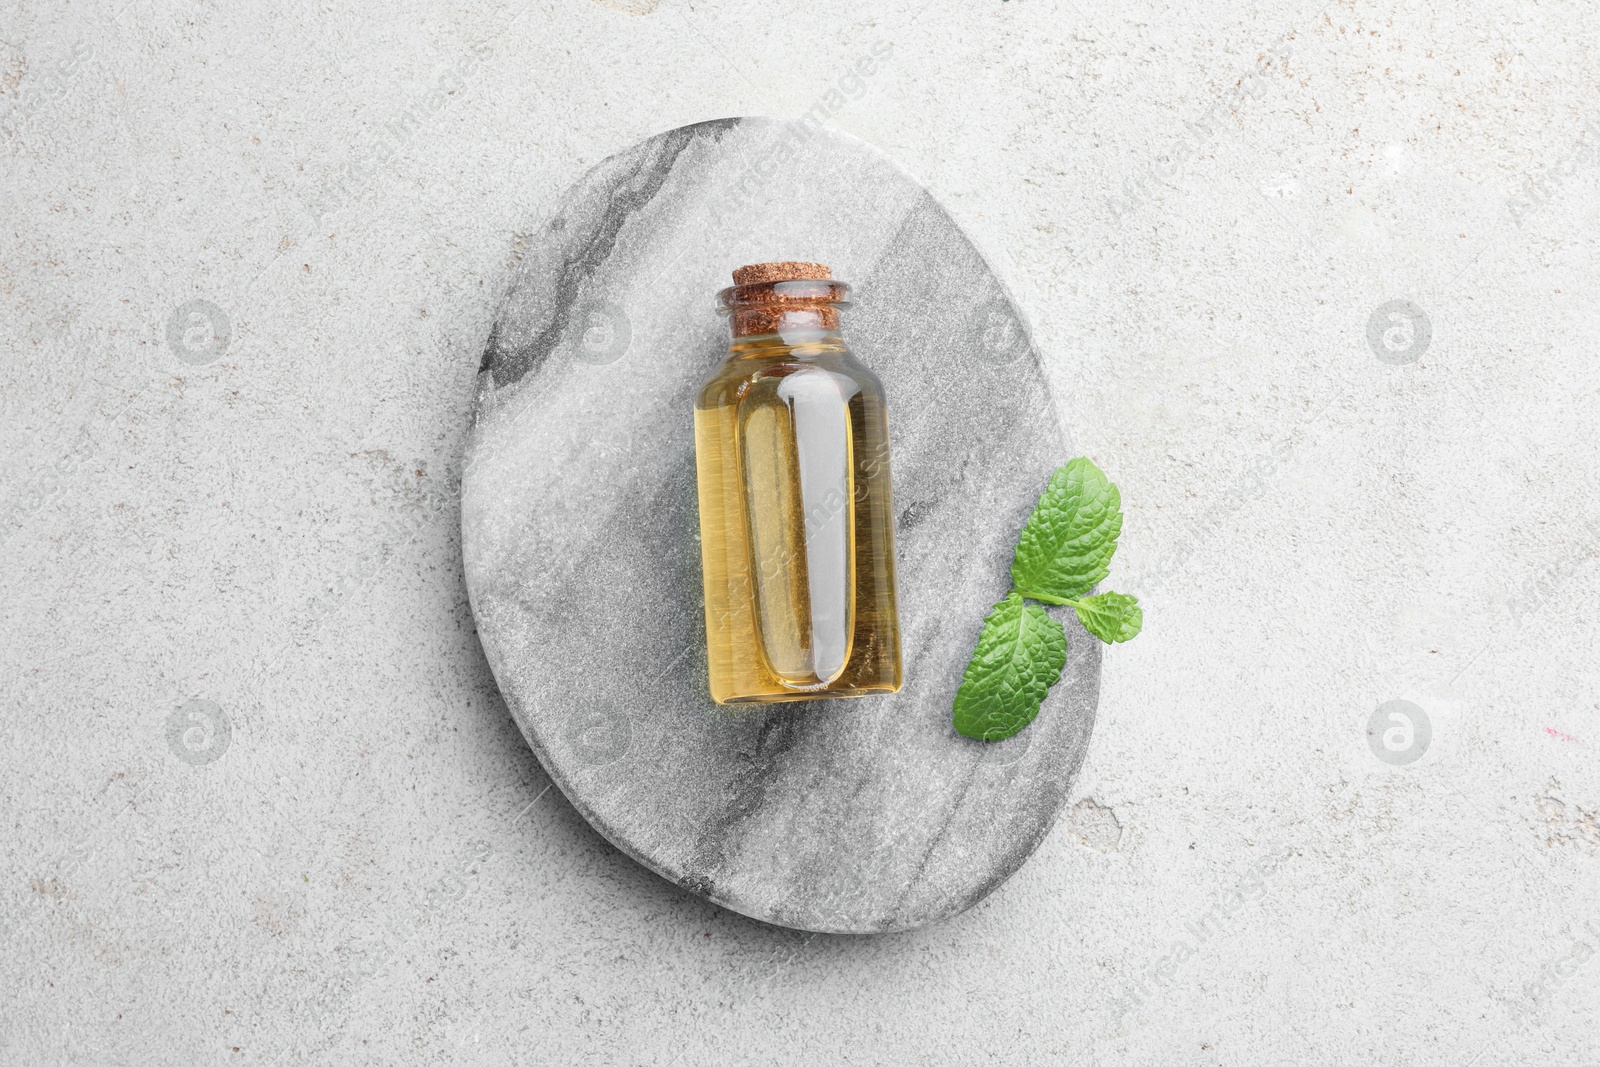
[
  {"xmin": 462, "ymin": 117, "xmax": 1101, "ymax": 933},
  {"xmin": 13, "ymin": 2, "xmax": 1600, "ymax": 1061}
]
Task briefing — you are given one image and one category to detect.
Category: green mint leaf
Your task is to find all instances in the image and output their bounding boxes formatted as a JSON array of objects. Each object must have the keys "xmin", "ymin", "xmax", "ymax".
[
  {"xmin": 1010, "ymin": 458, "xmax": 1123, "ymax": 602},
  {"xmin": 1071, "ymin": 591, "xmax": 1143, "ymax": 643},
  {"xmin": 952, "ymin": 592, "xmax": 1069, "ymax": 742}
]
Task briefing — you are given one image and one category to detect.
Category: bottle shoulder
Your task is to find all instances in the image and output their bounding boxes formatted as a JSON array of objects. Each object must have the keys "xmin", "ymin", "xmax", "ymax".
[{"xmin": 696, "ymin": 345, "xmax": 882, "ymax": 409}]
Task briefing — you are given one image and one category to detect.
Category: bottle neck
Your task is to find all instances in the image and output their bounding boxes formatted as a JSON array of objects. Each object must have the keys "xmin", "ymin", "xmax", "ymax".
[
  {"xmin": 719, "ymin": 278, "xmax": 851, "ymax": 341},
  {"xmin": 728, "ymin": 306, "xmax": 841, "ymax": 338}
]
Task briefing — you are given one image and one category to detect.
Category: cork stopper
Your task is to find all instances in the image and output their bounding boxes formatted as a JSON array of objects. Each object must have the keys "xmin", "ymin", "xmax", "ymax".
[{"xmin": 731, "ymin": 261, "xmax": 833, "ymax": 285}]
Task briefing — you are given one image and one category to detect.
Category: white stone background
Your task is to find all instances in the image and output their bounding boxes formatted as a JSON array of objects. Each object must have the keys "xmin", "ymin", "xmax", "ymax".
[{"xmin": 2, "ymin": 0, "xmax": 1598, "ymax": 1062}]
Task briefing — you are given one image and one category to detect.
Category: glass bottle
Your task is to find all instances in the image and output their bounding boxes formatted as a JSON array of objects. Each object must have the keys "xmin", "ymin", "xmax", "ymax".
[{"xmin": 693, "ymin": 262, "xmax": 903, "ymax": 704}]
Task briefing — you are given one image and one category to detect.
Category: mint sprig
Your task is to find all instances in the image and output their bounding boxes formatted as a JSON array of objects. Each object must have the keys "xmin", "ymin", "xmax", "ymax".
[{"xmin": 953, "ymin": 458, "xmax": 1142, "ymax": 742}]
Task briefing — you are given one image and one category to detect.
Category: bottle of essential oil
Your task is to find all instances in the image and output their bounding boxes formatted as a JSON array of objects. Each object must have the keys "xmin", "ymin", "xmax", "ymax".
[{"xmin": 694, "ymin": 262, "xmax": 902, "ymax": 704}]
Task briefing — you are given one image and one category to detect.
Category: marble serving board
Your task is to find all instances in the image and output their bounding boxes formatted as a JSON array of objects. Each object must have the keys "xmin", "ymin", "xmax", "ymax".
[{"xmin": 462, "ymin": 117, "xmax": 1100, "ymax": 934}]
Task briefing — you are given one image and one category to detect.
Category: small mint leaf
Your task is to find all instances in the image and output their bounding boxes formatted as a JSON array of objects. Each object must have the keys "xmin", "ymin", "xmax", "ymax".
[
  {"xmin": 1010, "ymin": 458, "xmax": 1123, "ymax": 602},
  {"xmin": 1072, "ymin": 591, "xmax": 1143, "ymax": 643},
  {"xmin": 953, "ymin": 592, "xmax": 1069, "ymax": 742}
]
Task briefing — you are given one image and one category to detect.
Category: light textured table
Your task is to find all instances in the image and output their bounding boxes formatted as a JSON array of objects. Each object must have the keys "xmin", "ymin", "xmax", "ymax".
[{"xmin": 4, "ymin": 1, "xmax": 1599, "ymax": 1064}]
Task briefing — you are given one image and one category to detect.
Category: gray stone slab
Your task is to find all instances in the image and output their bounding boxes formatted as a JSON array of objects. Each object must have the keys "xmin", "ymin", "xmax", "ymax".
[{"xmin": 462, "ymin": 117, "xmax": 1100, "ymax": 934}]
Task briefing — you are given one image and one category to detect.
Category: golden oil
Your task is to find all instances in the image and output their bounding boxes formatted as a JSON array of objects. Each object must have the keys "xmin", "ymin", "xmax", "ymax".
[{"xmin": 694, "ymin": 263, "xmax": 902, "ymax": 704}]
